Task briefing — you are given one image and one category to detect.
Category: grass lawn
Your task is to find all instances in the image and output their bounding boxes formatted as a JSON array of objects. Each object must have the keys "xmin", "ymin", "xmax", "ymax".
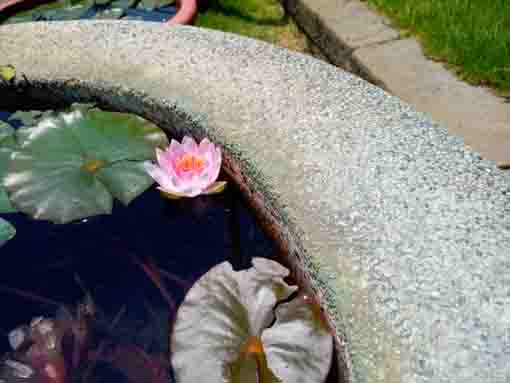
[
  {"xmin": 195, "ymin": 0, "xmax": 310, "ymax": 53},
  {"xmin": 364, "ymin": 0, "xmax": 510, "ymax": 93}
]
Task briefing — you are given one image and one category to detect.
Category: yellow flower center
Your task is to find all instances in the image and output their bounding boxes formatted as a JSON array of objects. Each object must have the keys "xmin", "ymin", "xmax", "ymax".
[
  {"xmin": 81, "ymin": 159, "xmax": 108, "ymax": 174},
  {"xmin": 175, "ymin": 153, "xmax": 205, "ymax": 173},
  {"xmin": 241, "ymin": 336, "xmax": 265, "ymax": 356}
]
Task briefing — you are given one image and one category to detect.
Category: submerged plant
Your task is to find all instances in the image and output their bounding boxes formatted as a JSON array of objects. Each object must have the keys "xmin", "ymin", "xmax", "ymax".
[
  {"xmin": 171, "ymin": 258, "xmax": 333, "ymax": 383},
  {"xmin": 1, "ymin": 294, "xmax": 171, "ymax": 383},
  {"xmin": 145, "ymin": 136, "xmax": 226, "ymax": 199}
]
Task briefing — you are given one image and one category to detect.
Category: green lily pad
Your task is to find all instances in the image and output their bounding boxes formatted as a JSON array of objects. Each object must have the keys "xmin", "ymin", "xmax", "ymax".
[
  {"xmin": 137, "ymin": 0, "xmax": 174, "ymax": 11},
  {"xmin": 8, "ymin": 110, "xmax": 56, "ymax": 127},
  {"xmin": 0, "ymin": 218, "xmax": 16, "ymax": 248},
  {"xmin": 0, "ymin": 121, "xmax": 17, "ymax": 213},
  {"xmin": 0, "ymin": 65, "xmax": 16, "ymax": 82},
  {"xmin": 94, "ymin": 0, "xmax": 113, "ymax": 6},
  {"xmin": 93, "ymin": 7, "xmax": 124, "ymax": 19},
  {"xmin": 38, "ymin": 4, "xmax": 88, "ymax": 20},
  {"xmin": 111, "ymin": 0, "xmax": 138, "ymax": 9},
  {"xmin": 2, "ymin": 0, "xmax": 93, "ymax": 23},
  {"xmin": 4, "ymin": 106, "xmax": 168, "ymax": 224}
]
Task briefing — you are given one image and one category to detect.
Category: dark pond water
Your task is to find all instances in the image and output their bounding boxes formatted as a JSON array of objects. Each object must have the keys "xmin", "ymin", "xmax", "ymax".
[{"xmin": 0, "ymin": 110, "xmax": 274, "ymax": 382}]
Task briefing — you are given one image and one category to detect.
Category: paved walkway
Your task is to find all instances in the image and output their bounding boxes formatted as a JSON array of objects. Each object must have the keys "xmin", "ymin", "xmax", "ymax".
[{"xmin": 284, "ymin": 0, "xmax": 510, "ymax": 164}]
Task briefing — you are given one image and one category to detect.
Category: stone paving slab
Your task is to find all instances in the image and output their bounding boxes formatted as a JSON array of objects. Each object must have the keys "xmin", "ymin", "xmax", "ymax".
[
  {"xmin": 1, "ymin": 21, "xmax": 510, "ymax": 383},
  {"xmin": 283, "ymin": 0, "xmax": 510, "ymax": 163}
]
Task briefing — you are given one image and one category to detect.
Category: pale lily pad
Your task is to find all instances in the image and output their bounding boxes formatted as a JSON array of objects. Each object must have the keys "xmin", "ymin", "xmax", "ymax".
[
  {"xmin": 4, "ymin": 106, "xmax": 168, "ymax": 224},
  {"xmin": 171, "ymin": 258, "xmax": 333, "ymax": 383},
  {"xmin": 263, "ymin": 295, "xmax": 333, "ymax": 382},
  {"xmin": 0, "ymin": 218, "xmax": 16, "ymax": 248},
  {"xmin": 0, "ymin": 121, "xmax": 17, "ymax": 213},
  {"xmin": 0, "ymin": 65, "xmax": 16, "ymax": 82}
]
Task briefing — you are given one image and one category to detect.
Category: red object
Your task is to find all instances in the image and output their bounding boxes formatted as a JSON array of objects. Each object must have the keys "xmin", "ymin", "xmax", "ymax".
[{"xmin": 167, "ymin": 0, "xmax": 197, "ymax": 25}]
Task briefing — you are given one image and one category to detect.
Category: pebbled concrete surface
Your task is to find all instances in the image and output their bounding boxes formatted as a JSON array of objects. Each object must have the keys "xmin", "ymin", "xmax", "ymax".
[
  {"xmin": 1, "ymin": 21, "xmax": 510, "ymax": 383},
  {"xmin": 283, "ymin": 0, "xmax": 510, "ymax": 163}
]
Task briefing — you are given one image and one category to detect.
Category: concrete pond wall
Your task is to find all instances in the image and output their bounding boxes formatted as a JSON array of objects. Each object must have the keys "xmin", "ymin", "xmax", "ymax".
[{"xmin": 1, "ymin": 21, "xmax": 509, "ymax": 383}]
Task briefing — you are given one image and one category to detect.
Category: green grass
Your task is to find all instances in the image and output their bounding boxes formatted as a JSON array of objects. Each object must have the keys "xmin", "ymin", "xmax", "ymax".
[
  {"xmin": 364, "ymin": 0, "xmax": 510, "ymax": 93},
  {"xmin": 195, "ymin": 0, "xmax": 310, "ymax": 53}
]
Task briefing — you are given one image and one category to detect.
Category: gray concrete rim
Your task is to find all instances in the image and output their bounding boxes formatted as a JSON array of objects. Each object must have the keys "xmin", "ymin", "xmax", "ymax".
[
  {"xmin": 282, "ymin": 0, "xmax": 510, "ymax": 164},
  {"xmin": 1, "ymin": 21, "xmax": 510, "ymax": 383}
]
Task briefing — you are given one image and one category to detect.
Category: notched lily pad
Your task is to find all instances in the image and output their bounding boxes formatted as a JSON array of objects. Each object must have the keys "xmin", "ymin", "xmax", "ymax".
[
  {"xmin": 0, "ymin": 65, "xmax": 16, "ymax": 82},
  {"xmin": 4, "ymin": 105, "xmax": 168, "ymax": 224},
  {"xmin": 171, "ymin": 258, "xmax": 333, "ymax": 383},
  {"xmin": 0, "ymin": 218, "xmax": 16, "ymax": 248}
]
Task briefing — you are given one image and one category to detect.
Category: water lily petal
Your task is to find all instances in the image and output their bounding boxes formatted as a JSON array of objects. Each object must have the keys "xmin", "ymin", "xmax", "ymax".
[
  {"xmin": 157, "ymin": 187, "xmax": 186, "ymax": 200},
  {"xmin": 144, "ymin": 161, "xmax": 178, "ymax": 193},
  {"xmin": 181, "ymin": 136, "xmax": 198, "ymax": 154},
  {"xmin": 168, "ymin": 138, "xmax": 182, "ymax": 155},
  {"xmin": 167, "ymin": 138, "xmax": 188, "ymax": 163},
  {"xmin": 198, "ymin": 138, "xmax": 213, "ymax": 156},
  {"xmin": 209, "ymin": 146, "xmax": 222, "ymax": 184},
  {"xmin": 150, "ymin": 136, "xmax": 224, "ymax": 198},
  {"xmin": 200, "ymin": 145, "xmax": 221, "ymax": 185},
  {"xmin": 155, "ymin": 147, "xmax": 172, "ymax": 170},
  {"xmin": 156, "ymin": 147, "xmax": 180, "ymax": 181}
]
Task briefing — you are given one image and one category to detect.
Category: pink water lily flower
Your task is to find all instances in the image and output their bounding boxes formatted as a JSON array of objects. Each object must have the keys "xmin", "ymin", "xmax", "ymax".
[{"xmin": 145, "ymin": 136, "xmax": 226, "ymax": 199}]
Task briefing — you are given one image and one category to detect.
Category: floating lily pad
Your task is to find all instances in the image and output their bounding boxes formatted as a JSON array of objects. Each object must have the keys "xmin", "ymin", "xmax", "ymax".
[
  {"xmin": 94, "ymin": 0, "xmax": 112, "ymax": 6},
  {"xmin": 0, "ymin": 65, "xmax": 16, "ymax": 82},
  {"xmin": 33, "ymin": 4, "xmax": 88, "ymax": 20},
  {"xmin": 110, "ymin": 0, "xmax": 138, "ymax": 10},
  {"xmin": 0, "ymin": 121, "xmax": 17, "ymax": 247},
  {"xmin": 2, "ymin": 0, "xmax": 86, "ymax": 23},
  {"xmin": 8, "ymin": 110, "xmax": 55, "ymax": 127},
  {"xmin": 0, "ymin": 121, "xmax": 17, "ymax": 213},
  {"xmin": 137, "ymin": 0, "xmax": 174, "ymax": 11},
  {"xmin": 0, "ymin": 218, "xmax": 16, "ymax": 248},
  {"xmin": 4, "ymin": 106, "xmax": 168, "ymax": 224},
  {"xmin": 93, "ymin": 7, "xmax": 124, "ymax": 18},
  {"xmin": 172, "ymin": 258, "xmax": 333, "ymax": 383}
]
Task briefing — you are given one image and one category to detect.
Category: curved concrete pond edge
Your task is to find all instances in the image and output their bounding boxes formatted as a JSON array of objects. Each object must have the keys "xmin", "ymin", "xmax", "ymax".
[{"xmin": 1, "ymin": 22, "xmax": 510, "ymax": 383}]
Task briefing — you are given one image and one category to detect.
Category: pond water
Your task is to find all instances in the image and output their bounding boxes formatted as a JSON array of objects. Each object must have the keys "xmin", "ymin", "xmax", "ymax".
[
  {"xmin": 0, "ymin": 109, "xmax": 274, "ymax": 382},
  {"xmin": 0, "ymin": 0, "xmax": 177, "ymax": 24}
]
